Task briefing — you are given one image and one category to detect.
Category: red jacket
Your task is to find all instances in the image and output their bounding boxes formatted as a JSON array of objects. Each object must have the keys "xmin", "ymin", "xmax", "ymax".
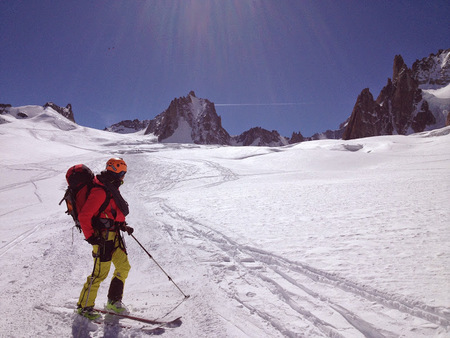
[{"xmin": 78, "ymin": 177, "xmax": 126, "ymax": 239}]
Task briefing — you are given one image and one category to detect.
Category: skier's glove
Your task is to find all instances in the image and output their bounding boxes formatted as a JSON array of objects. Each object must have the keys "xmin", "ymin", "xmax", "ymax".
[
  {"xmin": 124, "ymin": 226, "xmax": 134, "ymax": 235},
  {"xmin": 86, "ymin": 235, "xmax": 104, "ymax": 246},
  {"xmin": 119, "ymin": 222, "xmax": 134, "ymax": 235}
]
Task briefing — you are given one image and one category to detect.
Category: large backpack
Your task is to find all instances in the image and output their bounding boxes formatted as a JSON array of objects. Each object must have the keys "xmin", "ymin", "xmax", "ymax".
[{"xmin": 59, "ymin": 164, "xmax": 110, "ymax": 233}]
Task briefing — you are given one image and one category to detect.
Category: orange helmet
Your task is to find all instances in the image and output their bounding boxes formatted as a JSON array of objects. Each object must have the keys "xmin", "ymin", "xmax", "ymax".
[{"xmin": 106, "ymin": 158, "xmax": 127, "ymax": 177}]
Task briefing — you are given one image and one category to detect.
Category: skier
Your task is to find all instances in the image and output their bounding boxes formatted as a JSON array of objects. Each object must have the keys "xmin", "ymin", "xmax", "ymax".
[{"xmin": 76, "ymin": 158, "xmax": 134, "ymax": 320}]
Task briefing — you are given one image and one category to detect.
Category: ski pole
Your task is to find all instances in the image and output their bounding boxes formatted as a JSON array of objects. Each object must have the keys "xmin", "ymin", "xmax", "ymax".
[
  {"xmin": 131, "ymin": 234, "xmax": 190, "ymax": 299},
  {"xmin": 84, "ymin": 253, "xmax": 100, "ymax": 308}
]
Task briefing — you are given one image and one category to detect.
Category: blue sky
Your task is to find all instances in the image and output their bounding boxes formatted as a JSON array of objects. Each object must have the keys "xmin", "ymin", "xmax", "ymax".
[{"xmin": 1, "ymin": 1, "xmax": 449, "ymax": 137}]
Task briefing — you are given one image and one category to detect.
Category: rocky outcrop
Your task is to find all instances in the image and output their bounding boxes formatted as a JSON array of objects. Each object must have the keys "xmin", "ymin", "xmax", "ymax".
[
  {"xmin": 412, "ymin": 49, "xmax": 450, "ymax": 88},
  {"xmin": 289, "ymin": 131, "xmax": 305, "ymax": 144},
  {"xmin": 0, "ymin": 104, "xmax": 12, "ymax": 114},
  {"xmin": 232, "ymin": 127, "xmax": 288, "ymax": 146},
  {"xmin": 342, "ymin": 54, "xmax": 443, "ymax": 140},
  {"xmin": 145, "ymin": 91, "xmax": 231, "ymax": 145},
  {"xmin": 106, "ymin": 119, "xmax": 150, "ymax": 133},
  {"xmin": 376, "ymin": 55, "xmax": 424, "ymax": 135},
  {"xmin": 143, "ymin": 92, "xmax": 293, "ymax": 146},
  {"xmin": 43, "ymin": 102, "xmax": 75, "ymax": 122},
  {"xmin": 0, "ymin": 104, "xmax": 12, "ymax": 124},
  {"xmin": 411, "ymin": 100, "xmax": 436, "ymax": 132},
  {"xmin": 342, "ymin": 89, "xmax": 381, "ymax": 140}
]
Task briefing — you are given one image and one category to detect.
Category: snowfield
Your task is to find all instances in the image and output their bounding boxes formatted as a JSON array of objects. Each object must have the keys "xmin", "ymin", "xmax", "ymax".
[{"xmin": 1, "ymin": 106, "xmax": 449, "ymax": 337}]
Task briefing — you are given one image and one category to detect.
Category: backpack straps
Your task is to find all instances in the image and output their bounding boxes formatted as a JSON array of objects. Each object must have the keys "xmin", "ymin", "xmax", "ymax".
[
  {"xmin": 91, "ymin": 184, "xmax": 113, "ymax": 229},
  {"xmin": 96, "ymin": 186, "xmax": 112, "ymax": 218}
]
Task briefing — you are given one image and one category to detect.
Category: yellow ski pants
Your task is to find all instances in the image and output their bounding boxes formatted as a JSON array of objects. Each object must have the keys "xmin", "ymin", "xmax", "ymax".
[{"xmin": 78, "ymin": 231, "xmax": 131, "ymax": 308}]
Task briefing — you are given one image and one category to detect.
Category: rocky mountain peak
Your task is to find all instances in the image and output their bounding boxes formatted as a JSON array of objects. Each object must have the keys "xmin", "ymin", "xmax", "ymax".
[
  {"xmin": 289, "ymin": 131, "xmax": 305, "ymax": 144},
  {"xmin": 140, "ymin": 92, "xmax": 294, "ymax": 146},
  {"xmin": 231, "ymin": 127, "xmax": 288, "ymax": 146},
  {"xmin": 105, "ymin": 119, "xmax": 150, "ymax": 133},
  {"xmin": 412, "ymin": 49, "xmax": 450, "ymax": 88},
  {"xmin": 342, "ymin": 89, "xmax": 380, "ymax": 140},
  {"xmin": 393, "ymin": 55, "xmax": 408, "ymax": 83},
  {"xmin": 145, "ymin": 92, "xmax": 231, "ymax": 145},
  {"xmin": 43, "ymin": 102, "xmax": 75, "ymax": 122},
  {"xmin": 342, "ymin": 50, "xmax": 448, "ymax": 140}
]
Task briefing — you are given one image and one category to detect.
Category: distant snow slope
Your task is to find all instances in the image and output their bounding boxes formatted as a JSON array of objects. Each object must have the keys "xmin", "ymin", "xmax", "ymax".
[
  {"xmin": 422, "ymin": 83, "xmax": 450, "ymax": 127},
  {"xmin": 1, "ymin": 107, "xmax": 449, "ymax": 337},
  {"xmin": 423, "ymin": 83, "xmax": 450, "ymax": 99}
]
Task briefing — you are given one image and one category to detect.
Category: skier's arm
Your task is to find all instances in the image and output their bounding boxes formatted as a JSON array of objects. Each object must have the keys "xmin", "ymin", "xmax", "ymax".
[{"xmin": 78, "ymin": 187, "xmax": 107, "ymax": 240}]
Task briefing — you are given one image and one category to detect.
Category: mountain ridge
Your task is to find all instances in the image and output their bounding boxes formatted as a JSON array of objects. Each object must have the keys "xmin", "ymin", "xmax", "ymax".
[
  {"xmin": 2, "ymin": 49, "xmax": 448, "ymax": 145},
  {"xmin": 108, "ymin": 49, "xmax": 449, "ymax": 144},
  {"xmin": 342, "ymin": 50, "xmax": 449, "ymax": 140}
]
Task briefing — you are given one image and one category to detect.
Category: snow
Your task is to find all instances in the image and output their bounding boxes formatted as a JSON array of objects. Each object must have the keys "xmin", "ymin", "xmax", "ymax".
[
  {"xmin": 423, "ymin": 83, "xmax": 450, "ymax": 99},
  {"xmin": 163, "ymin": 118, "xmax": 194, "ymax": 143},
  {"xmin": 189, "ymin": 94, "xmax": 206, "ymax": 119},
  {"xmin": 1, "ymin": 107, "xmax": 450, "ymax": 337},
  {"xmin": 421, "ymin": 83, "xmax": 450, "ymax": 128}
]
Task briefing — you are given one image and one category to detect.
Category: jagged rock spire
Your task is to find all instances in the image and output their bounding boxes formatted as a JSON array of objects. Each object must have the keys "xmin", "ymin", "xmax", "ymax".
[
  {"xmin": 342, "ymin": 52, "xmax": 439, "ymax": 140},
  {"xmin": 43, "ymin": 102, "xmax": 75, "ymax": 122},
  {"xmin": 145, "ymin": 92, "xmax": 231, "ymax": 145}
]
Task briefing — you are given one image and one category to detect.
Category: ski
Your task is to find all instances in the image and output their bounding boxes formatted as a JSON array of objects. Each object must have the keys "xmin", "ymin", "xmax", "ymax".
[
  {"xmin": 36, "ymin": 304, "xmax": 172, "ymax": 335},
  {"xmin": 93, "ymin": 308, "xmax": 182, "ymax": 327},
  {"xmin": 99, "ymin": 319, "xmax": 166, "ymax": 335}
]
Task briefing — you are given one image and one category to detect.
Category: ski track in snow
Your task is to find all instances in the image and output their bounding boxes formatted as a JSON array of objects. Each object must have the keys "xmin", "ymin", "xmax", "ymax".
[
  {"xmin": 1, "ymin": 115, "xmax": 450, "ymax": 337},
  {"xmin": 156, "ymin": 198, "xmax": 449, "ymax": 338},
  {"xmin": 124, "ymin": 149, "xmax": 450, "ymax": 337}
]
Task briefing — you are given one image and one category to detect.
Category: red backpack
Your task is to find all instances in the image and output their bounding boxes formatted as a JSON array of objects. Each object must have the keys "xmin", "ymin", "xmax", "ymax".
[{"xmin": 59, "ymin": 164, "xmax": 109, "ymax": 233}]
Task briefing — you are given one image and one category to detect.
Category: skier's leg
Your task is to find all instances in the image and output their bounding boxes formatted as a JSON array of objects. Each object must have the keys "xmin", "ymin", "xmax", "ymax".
[
  {"xmin": 77, "ymin": 244, "xmax": 112, "ymax": 308},
  {"xmin": 107, "ymin": 247, "xmax": 131, "ymax": 303}
]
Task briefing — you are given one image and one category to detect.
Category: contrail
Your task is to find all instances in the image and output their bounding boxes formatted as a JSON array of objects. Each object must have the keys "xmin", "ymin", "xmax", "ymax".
[{"xmin": 215, "ymin": 102, "xmax": 311, "ymax": 107}]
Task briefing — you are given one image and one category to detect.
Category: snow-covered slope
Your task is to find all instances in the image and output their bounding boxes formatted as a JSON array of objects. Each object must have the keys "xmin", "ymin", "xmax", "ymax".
[
  {"xmin": 423, "ymin": 83, "xmax": 450, "ymax": 99},
  {"xmin": 1, "ymin": 107, "xmax": 449, "ymax": 337},
  {"xmin": 422, "ymin": 83, "xmax": 450, "ymax": 128}
]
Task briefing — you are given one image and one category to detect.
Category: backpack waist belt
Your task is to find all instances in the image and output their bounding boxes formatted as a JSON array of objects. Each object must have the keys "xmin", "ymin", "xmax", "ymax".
[
  {"xmin": 93, "ymin": 217, "xmax": 115, "ymax": 230},
  {"xmin": 93, "ymin": 218, "xmax": 126, "ymax": 231}
]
